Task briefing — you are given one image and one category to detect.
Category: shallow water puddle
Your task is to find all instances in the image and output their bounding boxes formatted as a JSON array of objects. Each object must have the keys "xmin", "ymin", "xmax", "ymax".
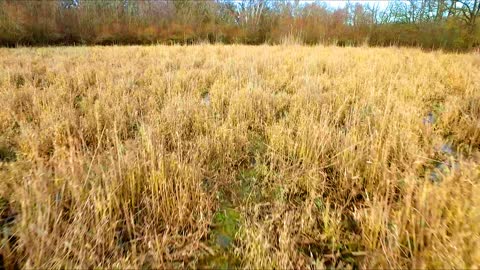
[
  {"xmin": 201, "ymin": 92, "xmax": 211, "ymax": 106},
  {"xmin": 422, "ymin": 111, "xmax": 436, "ymax": 125},
  {"xmin": 429, "ymin": 143, "xmax": 459, "ymax": 183},
  {"xmin": 201, "ymin": 164, "xmax": 268, "ymax": 267},
  {"xmin": 422, "ymin": 110, "xmax": 461, "ymax": 183},
  {"xmin": 200, "ymin": 131, "xmax": 271, "ymax": 268},
  {"xmin": 199, "ymin": 207, "xmax": 241, "ymax": 268},
  {"xmin": 439, "ymin": 143, "xmax": 455, "ymax": 156},
  {"xmin": 212, "ymin": 207, "xmax": 240, "ymax": 249}
]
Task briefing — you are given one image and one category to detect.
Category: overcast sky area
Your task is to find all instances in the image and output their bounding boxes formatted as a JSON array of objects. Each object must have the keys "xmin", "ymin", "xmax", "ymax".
[
  {"xmin": 327, "ymin": 1, "xmax": 390, "ymax": 8},
  {"xmin": 302, "ymin": 0, "xmax": 391, "ymax": 9}
]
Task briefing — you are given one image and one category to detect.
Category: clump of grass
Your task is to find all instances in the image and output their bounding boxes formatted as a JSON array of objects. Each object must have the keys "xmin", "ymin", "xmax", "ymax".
[
  {"xmin": 0, "ymin": 45, "xmax": 479, "ymax": 268},
  {"xmin": 0, "ymin": 144, "xmax": 16, "ymax": 162}
]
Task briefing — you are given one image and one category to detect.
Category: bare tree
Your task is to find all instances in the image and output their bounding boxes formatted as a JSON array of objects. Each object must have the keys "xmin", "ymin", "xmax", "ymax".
[
  {"xmin": 456, "ymin": 0, "xmax": 480, "ymax": 32},
  {"xmin": 237, "ymin": 0, "xmax": 267, "ymax": 27}
]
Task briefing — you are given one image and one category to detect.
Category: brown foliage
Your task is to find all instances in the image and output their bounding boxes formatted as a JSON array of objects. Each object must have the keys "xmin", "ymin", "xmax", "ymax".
[{"xmin": 0, "ymin": 1, "xmax": 478, "ymax": 48}]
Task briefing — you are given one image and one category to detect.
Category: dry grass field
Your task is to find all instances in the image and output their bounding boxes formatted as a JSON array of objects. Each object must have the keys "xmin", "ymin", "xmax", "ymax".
[{"xmin": 0, "ymin": 45, "xmax": 479, "ymax": 269}]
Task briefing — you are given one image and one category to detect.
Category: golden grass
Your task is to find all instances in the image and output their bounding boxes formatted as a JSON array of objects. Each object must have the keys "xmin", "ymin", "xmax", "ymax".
[{"xmin": 0, "ymin": 45, "xmax": 479, "ymax": 269}]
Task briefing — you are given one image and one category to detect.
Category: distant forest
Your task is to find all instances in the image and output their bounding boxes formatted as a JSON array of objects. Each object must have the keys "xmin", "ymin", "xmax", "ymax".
[{"xmin": 0, "ymin": 0, "xmax": 479, "ymax": 50}]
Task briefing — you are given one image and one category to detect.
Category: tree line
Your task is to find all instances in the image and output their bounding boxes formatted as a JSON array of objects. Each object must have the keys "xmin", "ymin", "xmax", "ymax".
[{"xmin": 0, "ymin": 0, "xmax": 479, "ymax": 50}]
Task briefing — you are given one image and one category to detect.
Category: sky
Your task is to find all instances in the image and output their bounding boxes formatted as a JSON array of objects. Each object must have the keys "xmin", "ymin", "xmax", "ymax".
[{"xmin": 301, "ymin": 0, "xmax": 391, "ymax": 9}]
